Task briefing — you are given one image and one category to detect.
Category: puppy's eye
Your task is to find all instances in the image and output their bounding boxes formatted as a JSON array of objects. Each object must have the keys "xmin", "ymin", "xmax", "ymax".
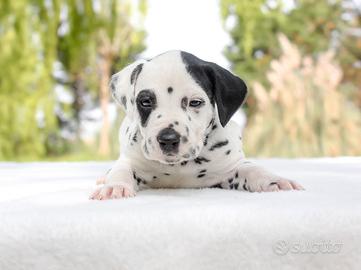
[
  {"xmin": 189, "ymin": 99, "xmax": 204, "ymax": 107},
  {"xmin": 140, "ymin": 98, "xmax": 153, "ymax": 108}
]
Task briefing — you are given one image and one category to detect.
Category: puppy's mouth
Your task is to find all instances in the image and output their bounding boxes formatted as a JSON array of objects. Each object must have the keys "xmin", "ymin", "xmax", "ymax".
[
  {"xmin": 162, "ymin": 154, "xmax": 181, "ymax": 165},
  {"xmin": 159, "ymin": 150, "xmax": 199, "ymax": 165},
  {"xmin": 157, "ymin": 152, "xmax": 195, "ymax": 165}
]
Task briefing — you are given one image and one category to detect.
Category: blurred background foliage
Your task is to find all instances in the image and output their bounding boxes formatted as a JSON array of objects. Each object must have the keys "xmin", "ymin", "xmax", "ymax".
[
  {"xmin": 0, "ymin": 0, "xmax": 360, "ymax": 160},
  {"xmin": 221, "ymin": 0, "xmax": 361, "ymax": 157},
  {"xmin": 0, "ymin": 0, "xmax": 146, "ymax": 160}
]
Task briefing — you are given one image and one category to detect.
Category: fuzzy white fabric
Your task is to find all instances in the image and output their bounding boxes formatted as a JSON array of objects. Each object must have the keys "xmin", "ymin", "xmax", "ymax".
[{"xmin": 0, "ymin": 158, "xmax": 360, "ymax": 270}]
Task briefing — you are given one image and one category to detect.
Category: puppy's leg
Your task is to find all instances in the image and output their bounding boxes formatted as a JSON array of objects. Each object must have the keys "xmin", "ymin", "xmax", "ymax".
[
  {"xmin": 90, "ymin": 157, "xmax": 136, "ymax": 200},
  {"xmin": 218, "ymin": 161, "xmax": 304, "ymax": 192},
  {"xmin": 95, "ymin": 168, "xmax": 112, "ymax": 185}
]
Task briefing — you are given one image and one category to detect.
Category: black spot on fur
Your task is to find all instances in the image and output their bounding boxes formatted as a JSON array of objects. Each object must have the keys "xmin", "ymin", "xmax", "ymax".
[
  {"xmin": 212, "ymin": 124, "xmax": 217, "ymax": 130},
  {"xmin": 210, "ymin": 183, "xmax": 223, "ymax": 189},
  {"xmin": 168, "ymin": 124, "xmax": 174, "ymax": 128},
  {"xmin": 203, "ymin": 135, "xmax": 209, "ymax": 146},
  {"xmin": 181, "ymin": 136, "xmax": 188, "ymax": 143},
  {"xmin": 198, "ymin": 174, "xmax": 206, "ymax": 178},
  {"xmin": 194, "ymin": 156, "xmax": 210, "ymax": 164},
  {"xmin": 164, "ymin": 173, "xmax": 170, "ymax": 176},
  {"xmin": 174, "ymin": 121, "xmax": 179, "ymax": 125},
  {"xmin": 228, "ymin": 178, "xmax": 233, "ymax": 184},
  {"xmin": 181, "ymin": 97, "xmax": 188, "ymax": 111},
  {"xmin": 157, "ymin": 114, "xmax": 162, "ymax": 118},
  {"xmin": 225, "ymin": 150, "xmax": 231, "ymax": 155},
  {"xmin": 181, "ymin": 161, "xmax": 188, "ymax": 166},
  {"xmin": 132, "ymin": 131, "xmax": 138, "ymax": 142},
  {"xmin": 153, "ymin": 176, "xmax": 157, "ymax": 179},
  {"xmin": 243, "ymin": 178, "xmax": 248, "ymax": 191},
  {"xmin": 130, "ymin": 63, "xmax": 143, "ymax": 85},
  {"xmin": 200, "ymin": 169, "xmax": 207, "ymax": 173},
  {"xmin": 167, "ymin": 87, "xmax": 173, "ymax": 94},
  {"xmin": 121, "ymin": 96, "xmax": 127, "ymax": 109},
  {"xmin": 235, "ymin": 172, "xmax": 238, "ymax": 178},
  {"xmin": 207, "ymin": 118, "xmax": 215, "ymax": 128},
  {"xmin": 234, "ymin": 183, "xmax": 239, "ymax": 190},
  {"xmin": 209, "ymin": 140, "xmax": 229, "ymax": 151},
  {"xmin": 136, "ymin": 178, "xmax": 142, "ymax": 185},
  {"xmin": 110, "ymin": 80, "xmax": 116, "ymax": 93},
  {"xmin": 133, "ymin": 172, "xmax": 145, "ymax": 185}
]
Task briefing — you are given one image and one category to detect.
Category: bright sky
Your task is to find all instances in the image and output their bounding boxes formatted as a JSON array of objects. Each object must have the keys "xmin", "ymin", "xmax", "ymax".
[{"xmin": 141, "ymin": 0, "xmax": 231, "ymax": 68}]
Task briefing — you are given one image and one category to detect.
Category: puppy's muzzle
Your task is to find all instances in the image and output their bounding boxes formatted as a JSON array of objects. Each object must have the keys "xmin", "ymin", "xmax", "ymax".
[{"xmin": 157, "ymin": 128, "xmax": 180, "ymax": 153}]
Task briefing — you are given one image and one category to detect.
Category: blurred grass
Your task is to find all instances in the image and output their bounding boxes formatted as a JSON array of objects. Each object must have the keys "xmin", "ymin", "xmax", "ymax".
[
  {"xmin": 244, "ymin": 35, "xmax": 361, "ymax": 157},
  {"xmin": 8, "ymin": 113, "xmax": 123, "ymax": 162}
]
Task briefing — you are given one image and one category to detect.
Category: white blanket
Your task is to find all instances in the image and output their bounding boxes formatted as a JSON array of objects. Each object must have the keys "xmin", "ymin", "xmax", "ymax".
[{"xmin": 0, "ymin": 158, "xmax": 360, "ymax": 270}]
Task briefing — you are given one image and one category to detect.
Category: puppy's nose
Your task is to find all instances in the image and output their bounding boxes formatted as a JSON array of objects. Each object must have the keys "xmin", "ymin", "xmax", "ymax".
[{"xmin": 157, "ymin": 128, "xmax": 180, "ymax": 153}]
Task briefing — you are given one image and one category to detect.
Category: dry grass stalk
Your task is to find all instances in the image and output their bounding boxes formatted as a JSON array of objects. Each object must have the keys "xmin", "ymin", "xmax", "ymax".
[{"xmin": 245, "ymin": 34, "xmax": 361, "ymax": 157}]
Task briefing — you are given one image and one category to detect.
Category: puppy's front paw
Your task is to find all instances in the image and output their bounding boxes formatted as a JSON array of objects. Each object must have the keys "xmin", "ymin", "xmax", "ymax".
[
  {"xmin": 89, "ymin": 184, "xmax": 136, "ymax": 200},
  {"xmin": 245, "ymin": 172, "xmax": 304, "ymax": 192},
  {"xmin": 262, "ymin": 178, "xmax": 304, "ymax": 192}
]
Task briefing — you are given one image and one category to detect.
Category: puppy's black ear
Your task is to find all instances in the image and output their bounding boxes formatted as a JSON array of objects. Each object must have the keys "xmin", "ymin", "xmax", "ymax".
[
  {"xmin": 206, "ymin": 63, "xmax": 248, "ymax": 127},
  {"xmin": 181, "ymin": 52, "xmax": 247, "ymax": 127}
]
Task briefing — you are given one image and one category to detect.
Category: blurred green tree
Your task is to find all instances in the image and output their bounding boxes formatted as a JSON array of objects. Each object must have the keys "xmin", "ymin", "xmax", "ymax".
[
  {"xmin": 220, "ymin": 0, "xmax": 360, "ymax": 87},
  {"xmin": 220, "ymin": 0, "xmax": 286, "ymax": 83},
  {"xmin": 220, "ymin": 0, "xmax": 361, "ymax": 157},
  {"xmin": 0, "ymin": 0, "xmax": 61, "ymax": 159},
  {"xmin": 0, "ymin": 0, "xmax": 146, "ymax": 160},
  {"xmin": 57, "ymin": 0, "xmax": 97, "ymax": 134},
  {"xmin": 95, "ymin": 0, "xmax": 146, "ymax": 156},
  {"xmin": 58, "ymin": 0, "xmax": 146, "ymax": 157}
]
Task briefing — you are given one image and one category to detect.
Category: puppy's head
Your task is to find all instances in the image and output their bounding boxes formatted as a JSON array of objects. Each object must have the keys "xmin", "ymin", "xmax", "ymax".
[{"xmin": 111, "ymin": 51, "xmax": 247, "ymax": 164}]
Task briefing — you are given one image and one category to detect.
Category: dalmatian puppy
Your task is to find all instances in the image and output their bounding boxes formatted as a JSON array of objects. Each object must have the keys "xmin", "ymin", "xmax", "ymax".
[{"xmin": 90, "ymin": 51, "xmax": 303, "ymax": 200}]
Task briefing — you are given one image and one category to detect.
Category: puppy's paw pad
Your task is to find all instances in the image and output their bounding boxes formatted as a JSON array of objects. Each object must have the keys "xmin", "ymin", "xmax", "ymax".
[{"xmin": 89, "ymin": 185, "xmax": 136, "ymax": 200}]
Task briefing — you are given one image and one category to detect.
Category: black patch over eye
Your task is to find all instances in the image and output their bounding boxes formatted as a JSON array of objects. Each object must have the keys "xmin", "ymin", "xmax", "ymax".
[
  {"xmin": 136, "ymin": 90, "xmax": 157, "ymax": 126},
  {"xmin": 189, "ymin": 99, "xmax": 204, "ymax": 107}
]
